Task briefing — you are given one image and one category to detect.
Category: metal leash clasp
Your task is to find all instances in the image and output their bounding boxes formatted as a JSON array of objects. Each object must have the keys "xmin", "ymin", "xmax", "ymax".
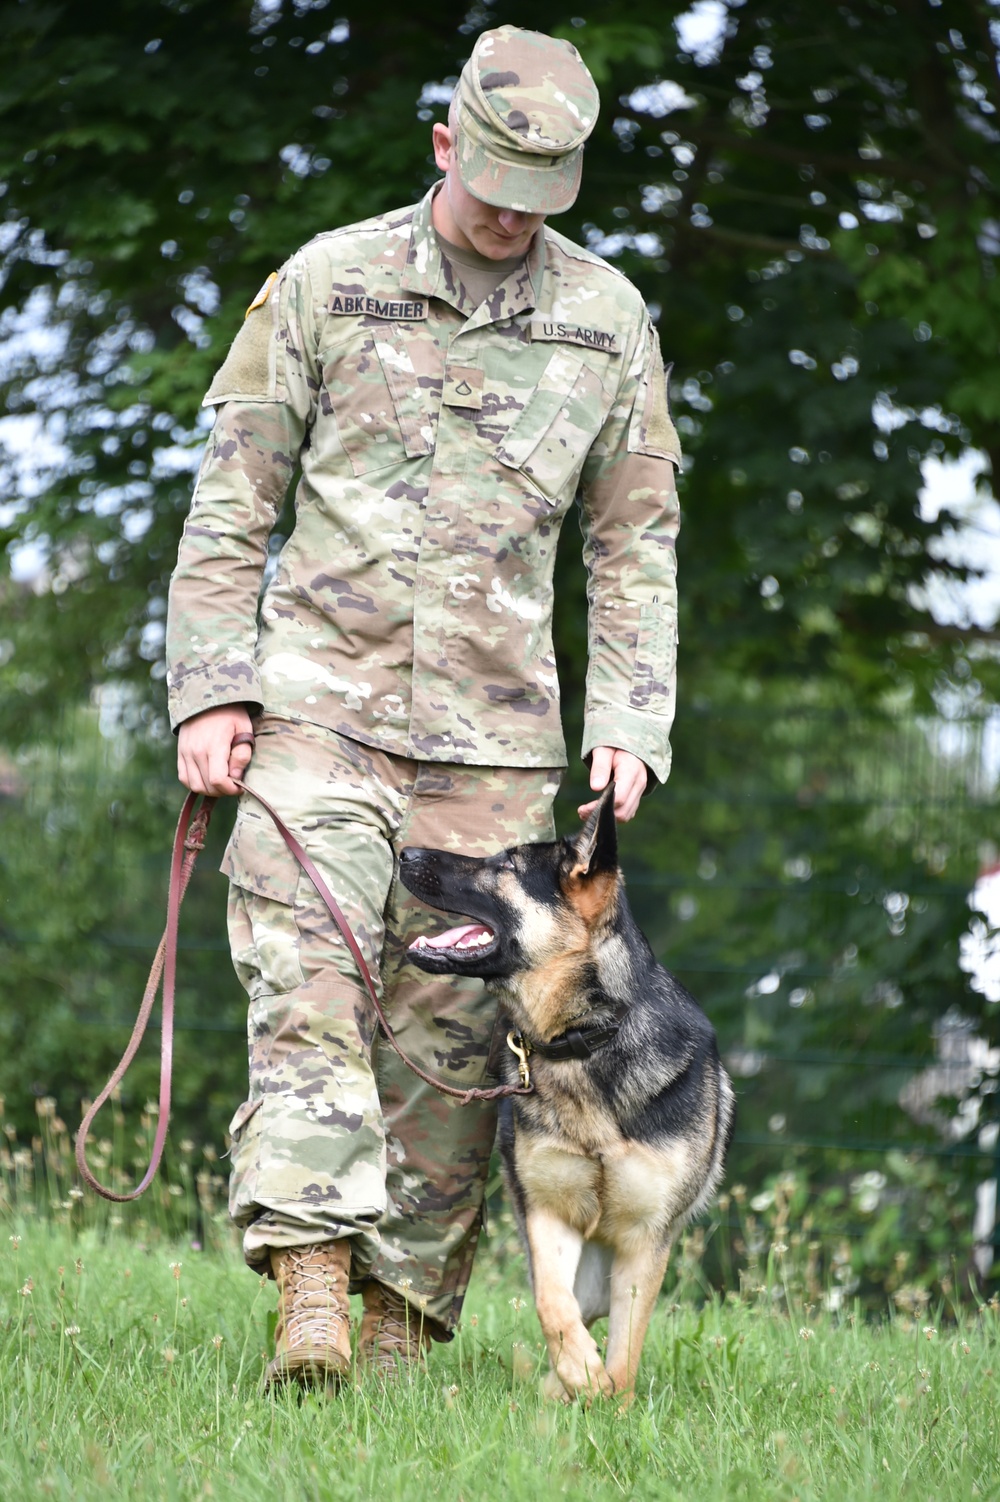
[{"xmin": 506, "ymin": 1030, "xmax": 532, "ymax": 1089}]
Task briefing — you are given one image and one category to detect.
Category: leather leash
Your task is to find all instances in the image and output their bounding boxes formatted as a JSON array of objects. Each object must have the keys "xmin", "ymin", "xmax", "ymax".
[
  {"xmin": 74, "ymin": 791, "xmax": 210, "ymax": 1202},
  {"xmin": 75, "ymin": 758, "xmax": 531, "ymax": 1203}
]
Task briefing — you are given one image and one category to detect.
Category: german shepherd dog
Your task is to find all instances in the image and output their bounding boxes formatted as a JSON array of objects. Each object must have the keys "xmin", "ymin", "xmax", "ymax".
[{"xmin": 399, "ymin": 784, "xmax": 735, "ymax": 1403}]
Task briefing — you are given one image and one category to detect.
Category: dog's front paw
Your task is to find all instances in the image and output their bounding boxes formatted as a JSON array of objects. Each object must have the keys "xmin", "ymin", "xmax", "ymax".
[
  {"xmin": 541, "ymin": 1367, "xmax": 572, "ymax": 1404},
  {"xmin": 553, "ymin": 1337, "xmax": 615, "ymax": 1402}
]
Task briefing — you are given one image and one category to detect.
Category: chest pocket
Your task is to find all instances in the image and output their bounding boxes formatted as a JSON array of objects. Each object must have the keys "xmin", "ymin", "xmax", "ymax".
[
  {"xmin": 320, "ymin": 322, "xmax": 443, "ymax": 477},
  {"xmin": 495, "ymin": 350, "xmax": 613, "ymax": 506}
]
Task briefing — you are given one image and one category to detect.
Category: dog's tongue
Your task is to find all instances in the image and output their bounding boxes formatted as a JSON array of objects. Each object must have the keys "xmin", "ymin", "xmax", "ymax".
[{"xmin": 410, "ymin": 923, "xmax": 494, "ymax": 952}]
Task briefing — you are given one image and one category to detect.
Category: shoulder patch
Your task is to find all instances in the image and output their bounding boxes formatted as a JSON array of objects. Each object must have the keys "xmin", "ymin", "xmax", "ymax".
[
  {"xmin": 203, "ymin": 301, "xmax": 278, "ymax": 407},
  {"xmin": 245, "ymin": 271, "xmax": 277, "ymax": 319},
  {"xmin": 628, "ymin": 336, "xmax": 682, "ymax": 463}
]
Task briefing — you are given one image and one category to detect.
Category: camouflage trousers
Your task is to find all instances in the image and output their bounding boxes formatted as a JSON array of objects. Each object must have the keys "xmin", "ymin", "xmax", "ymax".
[{"xmin": 222, "ymin": 715, "xmax": 560, "ymax": 1335}]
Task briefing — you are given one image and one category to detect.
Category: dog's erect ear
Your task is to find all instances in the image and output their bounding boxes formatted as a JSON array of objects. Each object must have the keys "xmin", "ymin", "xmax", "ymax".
[{"xmin": 564, "ymin": 781, "xmax": 618, "ymax": 882}]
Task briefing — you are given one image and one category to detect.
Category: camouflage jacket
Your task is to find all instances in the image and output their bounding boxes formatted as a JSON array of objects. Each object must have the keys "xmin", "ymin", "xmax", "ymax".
[{"xmin": 166, "ymin": 188, "xmax": 681, "ymax": 780}]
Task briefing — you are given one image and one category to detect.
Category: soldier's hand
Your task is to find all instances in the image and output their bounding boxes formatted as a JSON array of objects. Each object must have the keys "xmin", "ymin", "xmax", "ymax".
[
  {"xmin": 579, "ymin": 747, "xmax": 648, "ymax": 823},
  {"xmin": 177, "ymin": 706, "xmax": 255, "ymax": 796}
]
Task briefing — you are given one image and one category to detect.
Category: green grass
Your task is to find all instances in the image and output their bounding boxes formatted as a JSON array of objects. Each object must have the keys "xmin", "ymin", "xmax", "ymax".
[{"xmin": 2, "ymin": 1221, "xmax": 998, "ymax": 1501}]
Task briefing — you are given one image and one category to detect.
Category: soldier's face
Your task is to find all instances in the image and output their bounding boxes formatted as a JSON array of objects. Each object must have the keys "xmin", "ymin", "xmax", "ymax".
[{"xmin": 431, "ymin": 124, "xmax": 546, "ymax": 261}]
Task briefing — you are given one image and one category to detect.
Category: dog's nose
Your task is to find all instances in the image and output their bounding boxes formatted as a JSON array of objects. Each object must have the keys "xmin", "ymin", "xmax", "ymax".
[{"xmin": 399, "ymin": 847, "xmax": 422, "ymax": 864}]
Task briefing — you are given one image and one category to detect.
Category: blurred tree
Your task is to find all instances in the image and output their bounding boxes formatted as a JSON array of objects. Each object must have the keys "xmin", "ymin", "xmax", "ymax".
[
  {"xmin": 0, "ymin": 711, "xmax": 244, "ymax": 1140},
  {"xmin": 0, "ymin": 0, "xmax": 998, "ymax": 1277}
]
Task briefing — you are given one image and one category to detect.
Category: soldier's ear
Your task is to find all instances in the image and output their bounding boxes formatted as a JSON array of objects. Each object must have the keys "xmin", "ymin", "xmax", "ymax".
[
  {"xmin": 563, "ymin": 782, "xmax": 618, "ymax": 882},
  {"xmin": 431, "ymin": 122, "xmax": 453, "ymax": 173}
]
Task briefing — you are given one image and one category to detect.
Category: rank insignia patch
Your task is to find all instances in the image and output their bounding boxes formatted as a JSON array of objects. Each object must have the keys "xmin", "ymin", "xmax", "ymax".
[{"xmin": 442, "ymin": 366, "xmax": 484, "ymax": 410}]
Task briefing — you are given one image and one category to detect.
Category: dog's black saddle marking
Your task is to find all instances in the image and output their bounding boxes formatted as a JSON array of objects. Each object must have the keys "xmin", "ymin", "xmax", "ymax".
[{"xmin": 514, "ymin": 1000, "xmax": 628, "ymax": 1062}]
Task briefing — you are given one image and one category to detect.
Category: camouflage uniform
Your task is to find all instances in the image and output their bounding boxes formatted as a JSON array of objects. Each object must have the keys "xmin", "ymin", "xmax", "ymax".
[
  {"xmin": 224, "ymin": 715, "xmax": 561, "ymax": 1327},
  {"xmin": 166, "ymin": 26, "xmax": 681, "ymax": 1336}
]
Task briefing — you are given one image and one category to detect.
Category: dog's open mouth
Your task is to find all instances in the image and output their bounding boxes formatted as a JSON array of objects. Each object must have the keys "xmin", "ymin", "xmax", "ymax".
[{"xmin": 409, "ymin": 922, "xmax": 497, "ymax": 958}]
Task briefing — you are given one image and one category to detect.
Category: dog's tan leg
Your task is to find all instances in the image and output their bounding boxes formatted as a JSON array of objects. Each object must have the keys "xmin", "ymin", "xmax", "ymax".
[
  {"xmin": 603, "ymin": 1240, "xmax": 672, "ymax": 1402},
  {"xmin": 525, "ymin": 1208, "xmax": 614, "ymax": 1401}
]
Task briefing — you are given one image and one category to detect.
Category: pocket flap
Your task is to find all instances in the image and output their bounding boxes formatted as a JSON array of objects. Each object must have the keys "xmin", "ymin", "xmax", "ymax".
[
  {"xmin": 227, "ymin": 1097, "xmax": 262, "ymax": 1140},
  {"xmin": 221, "ymin": 798, "xmax": 303, "ymax": 905},
  {"xmin": 496, "ymin": 351, "xmax": 613, "ymax": 503},
  {"xmin": 628, "ymin": 602, "xmax": 677, "ymax": 714},
  {"xmin": 495, "ymin": 349, "xmax": 586, "ymax": 474}
]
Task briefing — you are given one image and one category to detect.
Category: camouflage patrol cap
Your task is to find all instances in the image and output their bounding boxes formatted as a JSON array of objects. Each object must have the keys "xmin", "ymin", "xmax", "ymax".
[{"xmin": 454, "ymin": 26, "xmax": 600, "ymax": 215}]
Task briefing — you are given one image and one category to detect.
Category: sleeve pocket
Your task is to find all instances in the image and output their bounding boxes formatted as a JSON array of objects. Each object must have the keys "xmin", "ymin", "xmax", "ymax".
[{"xmin": 628, "ymin": 603, "xmax": 677, "ymax": 715}]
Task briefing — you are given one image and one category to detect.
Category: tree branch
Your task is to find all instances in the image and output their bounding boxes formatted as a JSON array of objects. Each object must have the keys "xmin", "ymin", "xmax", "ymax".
[
  {"xmin": 684, "ymin": 222, "xmax": 826, "ymax": 256},
  {"xmin": 895, "ymin": 621, "xmax": 1000, "ymax": 645},
  {"xmin": 692, "ymin": 127, "xmax": 965, "ymax": 187}
]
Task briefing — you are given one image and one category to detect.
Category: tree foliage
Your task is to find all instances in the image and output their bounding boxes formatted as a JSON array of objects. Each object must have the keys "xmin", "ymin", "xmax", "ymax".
[{"xmin": 1, "ymin": 0, "xmax": 997, "ymax": 729}]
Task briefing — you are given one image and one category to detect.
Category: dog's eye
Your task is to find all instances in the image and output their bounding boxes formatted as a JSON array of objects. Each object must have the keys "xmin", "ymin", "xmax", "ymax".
[{"xmin": 498, "ymin": 854, "xmax": 516, "ymax": 872}]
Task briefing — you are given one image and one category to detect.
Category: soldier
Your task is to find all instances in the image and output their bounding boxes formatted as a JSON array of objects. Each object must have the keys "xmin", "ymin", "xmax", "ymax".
[{"xmin": 166, "ymin": 25, "xmax": 682, "ymax": 1389}]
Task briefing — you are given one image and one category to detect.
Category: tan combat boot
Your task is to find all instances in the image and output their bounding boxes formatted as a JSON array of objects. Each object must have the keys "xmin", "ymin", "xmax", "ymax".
[
  {"xmin": 265, "ymin": 1241, "xmax": 352, "ymax": 1390},
  {"xmin": 358, "ymin": 1281, "xmax": 432, "ymax": 1378}
]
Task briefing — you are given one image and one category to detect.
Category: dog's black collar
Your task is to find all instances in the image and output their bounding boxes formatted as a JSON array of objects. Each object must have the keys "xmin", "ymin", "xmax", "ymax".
[{"xmin": 514, "ymin": 1001, "xmax": 629, "ymax": 1062}]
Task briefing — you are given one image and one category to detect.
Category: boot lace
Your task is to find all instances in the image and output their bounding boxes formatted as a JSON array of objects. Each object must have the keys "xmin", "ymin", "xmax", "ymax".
[
  {"xmin": 366, "ymin": 1288, "xmax": 428, "ymax": 1372},
  {"xmin": 278, "ymin": 1244, "xmax": 349, "ymax": 1351}
]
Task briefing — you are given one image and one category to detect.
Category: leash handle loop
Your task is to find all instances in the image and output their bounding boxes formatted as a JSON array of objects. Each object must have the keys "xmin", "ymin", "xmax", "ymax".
[{"xmin": 74, "ymin": 793, "xmax": 216, "ymax": 1203}]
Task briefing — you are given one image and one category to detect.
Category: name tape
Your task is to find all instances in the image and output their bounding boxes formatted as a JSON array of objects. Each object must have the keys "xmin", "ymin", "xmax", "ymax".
[{"xmin": 329, "ymin": 293, "xmax": 428, "ymax": 321}]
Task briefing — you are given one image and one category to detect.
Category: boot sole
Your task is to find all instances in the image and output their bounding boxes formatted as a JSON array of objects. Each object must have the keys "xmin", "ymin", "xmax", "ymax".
[{"xmin": 265, "ymin": 1348, "xmax": 351, "ymax": 1391}]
